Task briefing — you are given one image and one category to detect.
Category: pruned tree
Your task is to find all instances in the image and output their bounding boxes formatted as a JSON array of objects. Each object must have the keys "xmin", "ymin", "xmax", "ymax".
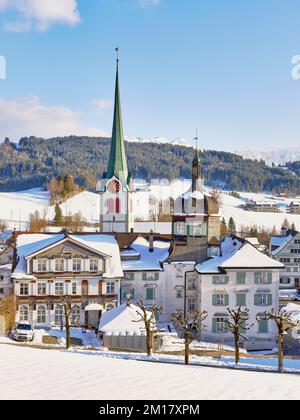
[
  {"xmin": 257, "ymin": 309, "xmax": 299, "ymax": 374},
  {"xmin": 171, "ymin": 310, "xmax": 208, "ymax": 365},
  {"xmin": 226, "ymin": 307, "xmax": 253, "ymax": 364},
  {"xmin": 134, "ymin": 300, "xmax": 162, "ymax": 356},
  {"xmin": 60, "ymin": 296, "xmax": 74, "ymax": 350},
  {"xmin": 0, "ymin": 291, "xmax": 16, "ymax": 334}
]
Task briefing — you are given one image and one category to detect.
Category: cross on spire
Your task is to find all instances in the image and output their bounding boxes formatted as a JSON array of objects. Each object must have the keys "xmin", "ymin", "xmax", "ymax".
[
  {"xmin": 193, "ymin": 129, "xmax": 199, "ymax": 151},
  {"xmin": 115, "ymin": 46, "xmax": 119, "ymax": 64}
]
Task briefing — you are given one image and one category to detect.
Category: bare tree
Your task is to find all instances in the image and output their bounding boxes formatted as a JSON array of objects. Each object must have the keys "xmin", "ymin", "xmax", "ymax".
[
  {"xmin": 226, "ymin": 307, "xmax": 253, "ymax": 364},
  {"xmin": 171, "ymin": 310, "xmax": 208, "ymax": 365},
  {"xmin": 257, "ymin": 309, "xmax": 299, "ymax": 374},
  {"xmin": 0, "ymin": 219, "xmax": 7, "ymax": 233},
  {"xmin": 134, "ymin": 300, "xmax": 162, "ymax": 356},
  {"xmin": 60, "ymin": 296, "xmax": 75, "ymax": 350},
  {"xmin": 0, "ymin": 292, "xmax": 16, "ymax": 334},
  {"xmin": 211, "ymin": 188, "xmax": 223, "ymax": 207}
]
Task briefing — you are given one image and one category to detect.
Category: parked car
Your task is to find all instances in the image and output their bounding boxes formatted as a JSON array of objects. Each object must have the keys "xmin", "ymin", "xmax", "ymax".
[
  {"xmin": 13, "ymin": 322, "xmax": 34, "ymax": 342},
  {"xmin": 292, "ymin": 295, "xmax": 300, "ymax": 302}
]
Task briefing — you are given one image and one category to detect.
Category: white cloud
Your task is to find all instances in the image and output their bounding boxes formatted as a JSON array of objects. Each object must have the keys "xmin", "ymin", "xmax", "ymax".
[
  {"xmin": 0, "ymin": 97, "xmax": 109, "ymax": 141},
  {"xmin": 0, "ymin": 0, "xmax": 80, "ymax": 31},
  {"xmin": 91, "ymin": 99, "xmax": 113, "ymax": 113},
  {"xmin": 136, "ymin": 0, "xmax": 160, "ymax": 7}
]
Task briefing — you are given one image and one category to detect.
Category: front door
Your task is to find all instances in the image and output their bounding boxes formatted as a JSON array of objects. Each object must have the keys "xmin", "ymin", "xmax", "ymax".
[{"xmin": 88, "ymin": 311, "xmax": 100, "ymax": 328}]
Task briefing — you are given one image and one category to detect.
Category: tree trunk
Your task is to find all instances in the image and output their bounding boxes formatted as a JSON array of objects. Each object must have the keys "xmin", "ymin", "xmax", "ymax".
[
  {"xmin": 185, "ymin": 333, "xmax": 190, "ymax": 365},
  {"xmin": 235, "ymin": 333, "xmax": 240, "ymax": 364},
  {"xmin": 64, "ymin": 304, "xmax": 71, "ymax": 350},
  {"xmin": 278, "ymin": 332, "xmax": 284, "ymax": 374},
  {"xmin": 146, "ymin": 326, "xmax": 152, "ymax": 356}
]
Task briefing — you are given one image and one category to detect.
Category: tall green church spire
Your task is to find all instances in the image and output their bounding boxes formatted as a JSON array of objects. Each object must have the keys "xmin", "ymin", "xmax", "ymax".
[{"xmin": 106, "ymin": 49, "xmax": 130, "ymax": 188}]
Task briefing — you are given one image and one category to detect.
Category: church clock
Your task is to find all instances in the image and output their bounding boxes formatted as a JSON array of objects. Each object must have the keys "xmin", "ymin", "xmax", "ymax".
[{"xmin": 107, "ymin": 180, "xmax": 121, "ymax": 194}]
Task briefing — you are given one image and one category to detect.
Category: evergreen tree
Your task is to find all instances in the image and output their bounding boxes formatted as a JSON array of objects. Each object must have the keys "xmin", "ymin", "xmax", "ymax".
[
  {"xmin": 54, "ymin": 204, "xmax": 63, "ymax": 226},
  {"xmin": 228, "ymin": 217, "xmax": 237, "ymax": 235}
]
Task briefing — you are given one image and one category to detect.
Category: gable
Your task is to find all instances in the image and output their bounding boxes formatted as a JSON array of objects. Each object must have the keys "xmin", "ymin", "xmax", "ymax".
[{"xmin": 34, "ymin": 240, "xmax": 104, "ymax": 260}]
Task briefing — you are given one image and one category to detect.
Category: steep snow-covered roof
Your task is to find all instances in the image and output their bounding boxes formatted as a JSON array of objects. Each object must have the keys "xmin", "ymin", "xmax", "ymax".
[
  {"xmin": 271, "ymin": 234, "xmax": 294, "ymax": 256},
  {"xmin": 99, "ymin": 303, "xmax": 153, "ymax": 334},
  {"xmin": 196, "ymin": 236, "xmax": 284, "ymax": 274},
  {"xmin": 12, "ymin": 233, "xmax": 123, "ymax": 280},
  {"xmin": 121, "ymin": 237, "xmax": 170, "ymax": 272}
]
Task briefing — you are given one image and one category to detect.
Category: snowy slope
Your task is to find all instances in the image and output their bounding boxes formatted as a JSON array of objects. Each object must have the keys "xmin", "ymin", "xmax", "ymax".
[
  {"xmin": 239, "ymin": 147, "xmax": 300, "ymax": 166},
  {"xmin": 0, "ymin": 184, "xmax": 300, "ymax": 232},
  {"xmin": 0, "ymin": 344, "xmax": 300, "ymax": 400}
]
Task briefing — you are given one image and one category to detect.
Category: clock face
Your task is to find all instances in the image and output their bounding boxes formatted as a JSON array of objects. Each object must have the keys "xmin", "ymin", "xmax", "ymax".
[{"xmin": 107, "ymin": 180, "xmax": 121, "ymax": 194}]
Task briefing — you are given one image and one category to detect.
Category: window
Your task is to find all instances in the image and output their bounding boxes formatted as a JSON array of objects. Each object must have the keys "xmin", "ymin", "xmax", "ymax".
[
  {"xmin": 188, "ymin": 279, "xmax": 196, "ymax": 291},
  {"xmin": 37, "ymin": 259, "xmax": 47, "ymax": 272},
  {"xmin": 187, "ymin": 298, "xmax": 196, "ymax": 312},
  {"xmin": 213, "ymin": 317, "xmax": 229, "ymax": 333},
  {"xmin": 258, "ymin": 318, "xmax": 269, "ymax": 334},
  {"xmin": 19, "ymin": 305, "xmax": 29, "ymax": 322},
  {"xmin": 176, "ymin": 222, "xmax": 185, "ymax": 236},
  {"xmin": 213, "ymin": 276, "xmax": 229, "ymax": 285},
  {"xmin": 55, "ymin": 282, "xmax": 64, "ymax": 296},
  {"xmin": 124, "ymin": 273, "xmax": 135, "ymax": 281},
  {"xmin": 55, "ymin": 258, "xmax": 65, "ymax": 272},
  {"xmin": 255, "ymin": 272, "xmax": 272, "ymax": 284},
  {"xmin": 106, "ymin": 304, "xmax": 115, "ymax": 311},
  {"xmin": 106, "ymin": 282, "xmax": 115, "ymax": 295},
  {"xmin": 176, "ymin": 289, "xmax": 183, "ymax": 299},
  {"xmin": 213, "ymin": 294, "xmax": 229, "ymax": 306},
  {"xmin": 37, "ymin": 306, "xmax": 46, "ymax": 324},
  {"xmin": 280, "ymin": 258, "xmax": 291, "ymax": 263},
  {"xmin": 146, "ymin": 287, "xmax": 155, "ymax": 301},
  {"xmin": 72, "ymin": 282, "xmax": 77, "ymax": 295},
  {"xmin": 121, "ymin": 287, "xmax": 134, "ymax": 300},
  {"xmin": 55, "ymin": 305, "xmax": 64, "ymax": 326},
  {"xmin": 90, "ymin": 258, "xmax": 98, "ymax": 272},
  {"xmin": 142, "ymin": 273, "xmax": 159, "ymax": 281},
  {"xmin": 73, "ymin": 258, "xmax": 82, "ymax": 272},
  {"xmin": 236, "ymin": 293, "xmax": 246, "ymax": 307},
  {"xmin": 37, "ymin": 283, "xmax": 47, "ymax": 296},
  {"xmin": 236, "ymin": 272, "xmax": 246, "ymax": 285},
  {"xmin": 280, "ymin": 278, "xmax": 290, "ymax": 284},
  {"xmin": 255, "ymin": 294, "xmax": 272, "ymax": 306},
  {"xmin": 81, "ymin": 280, "xmax": 89, "ymax": 296},
  {"xmin": 20, "ymin": 283, "xmax": 29, "ymax": 296}
]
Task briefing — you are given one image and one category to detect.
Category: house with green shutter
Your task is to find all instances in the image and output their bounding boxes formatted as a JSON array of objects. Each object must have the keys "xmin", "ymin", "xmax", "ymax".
[{"xmin": 195, "ymin": 236, "xmax": 284, "ymax": 350}]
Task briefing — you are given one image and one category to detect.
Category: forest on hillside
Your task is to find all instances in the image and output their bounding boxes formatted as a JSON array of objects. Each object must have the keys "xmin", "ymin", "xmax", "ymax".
[{"xmin": 0, "ymin": 136, "xmax": 299, "ymax": 194}]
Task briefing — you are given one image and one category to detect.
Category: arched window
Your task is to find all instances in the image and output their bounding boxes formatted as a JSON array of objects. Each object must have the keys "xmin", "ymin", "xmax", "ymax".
[
  {"xmin": 107, "ymin": 198, "xmax": 115, "ymax": 214},
  {"xmin": 55, "ymin": 305, "xmax": 64, "ymax": 326},
  {"xmin": 70, "ymin": 305, "xmax": 81, "ymax": 327},
  {"xmin": 37, "ymin": 306, "xmax": 46, "ymax": 324},
  {"xmin": 19, "ymin": 305, "xmax": 29, "ymax": 322},
  {"xmin": 106, "ymin": 304, "xmax": 115, "ymax": 312}
]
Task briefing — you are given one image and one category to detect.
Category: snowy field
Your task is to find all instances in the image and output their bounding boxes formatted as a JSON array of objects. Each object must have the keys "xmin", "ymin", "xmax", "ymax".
[
  {"xmin": 0, "ymin": 344, "xmax": 300, "ymax": 400},
  {"xmin": 0, "ymin": 183, "xmax": 300, "ymax": 232}
]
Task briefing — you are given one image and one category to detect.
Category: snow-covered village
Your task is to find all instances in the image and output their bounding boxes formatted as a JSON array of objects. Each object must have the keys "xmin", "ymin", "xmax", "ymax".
[{"xmin": 2, "ymin": 0, "xmax": 300, "ymax": 405}]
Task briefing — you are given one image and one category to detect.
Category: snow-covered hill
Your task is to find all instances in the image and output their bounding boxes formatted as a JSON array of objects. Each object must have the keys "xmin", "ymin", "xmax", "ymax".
[
  {"xmin": 238, "ymin": 147, "xmax": 300, "ymax": 165},
  {"xmin": 125, "ymin": 135, "xmax": 192, "ymax": 148},
  {"xmin": 1, "ymin": 183, "xmax": 300, "ymax": 232}
]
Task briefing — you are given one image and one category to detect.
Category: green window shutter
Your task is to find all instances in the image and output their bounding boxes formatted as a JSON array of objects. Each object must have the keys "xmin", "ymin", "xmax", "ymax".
[
  {"xmin": 259, "ymin": 319, "xmax": 268, "ymax": 334},
  {"xmin": 212, "ymin": 276, "xmax": 218, "ymax": 285},
  {"xmin": 146, "ymin": 288, "xmax": 154, "ymax": 300},
  {"xmin": 224, "ymin": 319, "xmax": 229, "ymax": 333},
  {"xmin": 267, "ymin": 272, "xmax": 273, "ymax": 284},
  {"xmin": 173, "ymin": 224, "xmax": 177, "ymax": 235},
  {"xmin": 120, "ymin": 288, "xmax": 123, "ymax": 300},
  {"xmin": 239, "ymin": 321, "xmax": 246, "ymax": 334},
  {"xmin": 142, "ymin": 273, "xmax": 147, "ymax": 281},
  {"xmin": 267, "ymin": 294, "xmax": 273, "ymax": 306},
  {"xmin": 254, "ymin": 295, "xmax": 260, "ymax": 306},
  {"xmin": 131, "ymin": 288, "xmax": 135, "ymax": 299},
  {"xmin": 186, "ymin": 225, "xmax": 190, "ymax": 236},
  {"xmin": 254, "ymin": 273, "xmax": 260, "ymax": 284},
  {"xmin": 212, "ymin": 295, "xmax": 217, "ymax": 305},
  {"xmin": 212, "ymin": 318, "xmax": 217, "ymax": 333},
  {"xmin": 225, "ymin": 295, "xmax": 229, "ymax": 306},
  {"xmin": 225, "ymin": 276, "xmax": 229, "ymax": 284},
  {"xmin": 155, "ymin": 273, "xmax": 159, "ymax": 281},
  {"xmin": 237, "ymin": 272, "xmax": 246, "ymax": 285},
  {"xmin": 236, "ymin": 294, "xmax": 246, "ymax": 307}
]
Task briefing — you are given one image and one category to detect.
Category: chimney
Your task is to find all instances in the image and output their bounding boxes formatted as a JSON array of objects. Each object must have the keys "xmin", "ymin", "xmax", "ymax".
[{"xmin": 149, "ymin": 230, "xmax": 154, "ymax": 253}]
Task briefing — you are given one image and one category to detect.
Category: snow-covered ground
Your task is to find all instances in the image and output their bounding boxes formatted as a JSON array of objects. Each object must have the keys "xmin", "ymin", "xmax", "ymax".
[
  {"xmin": 0, "ymin": 344, "xmax": 300, "ymax": 400},
  {"xmin": 0, "ymin": 183, "xmax": 300, "ymax": 232}
]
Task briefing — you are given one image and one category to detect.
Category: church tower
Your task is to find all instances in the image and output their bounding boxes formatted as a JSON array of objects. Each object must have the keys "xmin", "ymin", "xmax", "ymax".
[{"xmin": 99, "ymin": 51, "xmax": 134, "ymax": 233}]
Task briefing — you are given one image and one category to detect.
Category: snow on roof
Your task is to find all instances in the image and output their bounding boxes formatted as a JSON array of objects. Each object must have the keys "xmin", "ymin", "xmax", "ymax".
[
  {"xmin": 283, "ymin": 303, "xmax": 300, "ymax": 324},
  {"xmin": 99, "ymin": 303, "xmax": 154, "ymax": 333},
  {"xmin": 181, "ymin": 190, "xmax": 204, "ymax": 200},
  {"xmin": 122, "ymin": 236, "xmax": 170, "ymax": 272},
  {"xmin": 271, "ymin": 234, "xmax": 294, "ymax": 256},
  {"xmin": 12, "ymin": 233, "xmax": 123, "ymax": 280},
  {"xmin": 196, "ymin": 236, "xmax": 284, "ymax": 274},
  {"xmin": 245, "ymin": 237, "xmax": 260, "ymax": 246}
]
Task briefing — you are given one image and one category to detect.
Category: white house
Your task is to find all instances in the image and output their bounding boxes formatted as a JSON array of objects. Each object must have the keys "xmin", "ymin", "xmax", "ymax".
[
  {"xmin": 12, "ymin": 233, "xmax": 123, "ymax": 328},
  {"xmin": 196, "ymin": 236, "xmax": 284, "ymax": 350},
  {"xmin": 270, "ymin": 230, "xmax": 300, "ymax": 290}
]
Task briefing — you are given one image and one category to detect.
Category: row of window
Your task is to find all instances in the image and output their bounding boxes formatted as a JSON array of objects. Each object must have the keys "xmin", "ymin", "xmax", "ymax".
[
  {"xmin": 212, "ymin": 317, "xmax": 269, "ymax": 334},
  {"xmin": 19, "ymin": 281, "xmax": 116, "ymax": 296},
  {"xmin": 121, "ymin": 286, "xmax": 155, "ymax": 301},
  {"xmin": 36, "ymin": 258, "xmax": 99, "ymax": 273},
  {"xmin": 212, "ymin": 293, "xmax": 272, "ymax": 307},
  {"xmin": 124, "ymin": 273, "xmax": 160, "ymax": 281},
  {"xmin": 213, "ymin": 272, "xmax": 273, "ymax": 285},
  {"xmin": 174, "ymin": 222, "xmax": 208, "ymax": 237},
  {"xmin": 280, "ymin": 258, "xmax": 300, "ymax": 264},
  {"xmin": 19, "ymin": 304, "xmax": 81, "ymax": 325}
]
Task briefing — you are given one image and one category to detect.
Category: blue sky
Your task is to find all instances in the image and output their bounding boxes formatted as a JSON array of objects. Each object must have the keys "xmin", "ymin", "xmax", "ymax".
[{"xmin": 0, "ymin": 0, "xmax": 300, "ymax": 151}]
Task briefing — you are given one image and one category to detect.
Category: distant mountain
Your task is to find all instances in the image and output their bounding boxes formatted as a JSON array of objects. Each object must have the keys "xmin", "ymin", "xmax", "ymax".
[
  {"xmin": 238, "ymin": 147, "xmax": 300, "ymax": 166},
  {"xmin": 0, "ymin": 136, "xmax": 299, "ymax": 194},
  {"xmin": 125, "ymin": 135, "xmax": 192, "ymax": 148}
]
